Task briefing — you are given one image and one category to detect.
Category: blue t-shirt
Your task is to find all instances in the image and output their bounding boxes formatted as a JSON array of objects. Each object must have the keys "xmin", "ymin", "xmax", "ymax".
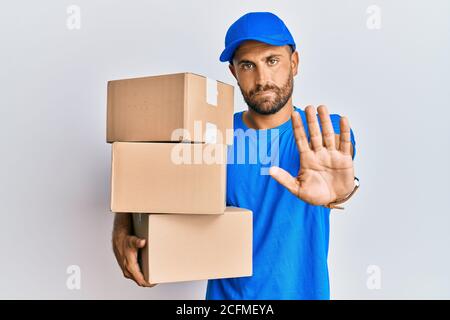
[{"xmin": 205, "ymin": 106, "xmax": 356, "ymax": 300}]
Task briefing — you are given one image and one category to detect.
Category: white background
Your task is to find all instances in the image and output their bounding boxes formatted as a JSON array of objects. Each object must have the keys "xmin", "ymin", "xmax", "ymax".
[{"xmin": 0, "ymin": 0, "xmax": 449, "ymax": 299}]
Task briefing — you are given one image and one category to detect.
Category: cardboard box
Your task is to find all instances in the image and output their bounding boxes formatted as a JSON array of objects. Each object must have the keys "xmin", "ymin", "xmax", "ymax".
[
  {"xmin": 107, "ymin": 72, "xmax": 234, "ymax": 144},
  {"xmin": 110, "ymin": 142, "xmax": 227, "ymax": 214},
  {"xmin": 132, "ymin": 207, "xmax": 253, "ymax": 284}
]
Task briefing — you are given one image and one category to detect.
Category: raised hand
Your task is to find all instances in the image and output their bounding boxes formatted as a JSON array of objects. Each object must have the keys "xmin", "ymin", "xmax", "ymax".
[{"xmin": 269, "ymin": 105, "xmax": 355, "ymax": 208}]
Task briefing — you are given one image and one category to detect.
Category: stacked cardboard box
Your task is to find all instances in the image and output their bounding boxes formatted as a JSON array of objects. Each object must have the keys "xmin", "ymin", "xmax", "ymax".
[{"xmin": 107, "ymin": 72, "xmax": 252, "ymax": 285}]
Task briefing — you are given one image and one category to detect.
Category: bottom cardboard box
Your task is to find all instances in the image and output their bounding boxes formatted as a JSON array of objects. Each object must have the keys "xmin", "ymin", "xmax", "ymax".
[{"xmin": 132, "ymin": 207, "xmax": 253, "ymax": 284}]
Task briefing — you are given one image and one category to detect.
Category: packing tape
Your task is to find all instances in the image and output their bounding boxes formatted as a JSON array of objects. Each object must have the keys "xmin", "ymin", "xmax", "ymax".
[{"xmin": 206, "ymin": 77, "xmax": 218, "ymax": 106}]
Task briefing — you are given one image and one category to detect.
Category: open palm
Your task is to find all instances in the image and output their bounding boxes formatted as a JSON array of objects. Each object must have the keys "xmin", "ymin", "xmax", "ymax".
[{"xmin": 269, "ymin": 105, "xmax": 355, "ymax": 208}]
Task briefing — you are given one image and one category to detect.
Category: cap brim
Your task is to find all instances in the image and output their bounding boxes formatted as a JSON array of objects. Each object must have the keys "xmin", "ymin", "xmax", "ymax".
[{"xmin": 219, "ymin": 36, "xmax": 294, "ymax": 62}]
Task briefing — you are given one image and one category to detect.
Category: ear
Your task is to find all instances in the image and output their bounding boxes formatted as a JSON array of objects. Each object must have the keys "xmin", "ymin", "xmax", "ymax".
[
  {"xmin": 291, "ymin": 51, "xmax": 299, "ymax": 77},
  {"xmin": 229, "ymin": 63, "xmax": 237, "ymax": 80}
]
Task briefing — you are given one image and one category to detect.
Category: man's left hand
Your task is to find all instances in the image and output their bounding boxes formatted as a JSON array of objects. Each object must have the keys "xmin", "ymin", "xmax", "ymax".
[{"xmin": 269, "ymin": 105, "xmax": 355, "ymax": 207}]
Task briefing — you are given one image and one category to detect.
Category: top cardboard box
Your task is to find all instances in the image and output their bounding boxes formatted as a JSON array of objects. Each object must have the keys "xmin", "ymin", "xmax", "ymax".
[{"xmin": 107, "ymin": 72, "xmax": 234, "ymax": 144}]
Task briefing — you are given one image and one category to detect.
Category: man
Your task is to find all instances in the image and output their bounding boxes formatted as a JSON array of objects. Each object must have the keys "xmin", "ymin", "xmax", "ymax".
[{"xmin": 112, "ymin": 12, "xmax": 358, "ymax": 299}]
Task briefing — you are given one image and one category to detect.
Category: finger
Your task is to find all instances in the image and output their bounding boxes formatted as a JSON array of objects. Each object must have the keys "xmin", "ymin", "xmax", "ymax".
[
  {"xmin": 317, "ymin": 105, "xmax": 336, "ymax": 150},
  {"xmin": 269, "ymin": 166, "xmax": 299, "ymax": 196},
  {"xmin": 127, "ymin": 236, "xmax": 146, "ymax": 249},
  {"xmin": 125, "ymin": 253, "xmax": 151, "ymax": 287},
  {"xmin": 339, "ymin": 116, "xmax": 351, "ymax": 155},
  {"xmin": 291, "ymin": 111, "xmax": 311, "ymax": 153},
  {"xmin": 305, "ymin": 106, "xmax": 323, "ymax": 151},
  {"xmin": 123, "ymin": 269, "xmax": 132, "ymax": 279}
]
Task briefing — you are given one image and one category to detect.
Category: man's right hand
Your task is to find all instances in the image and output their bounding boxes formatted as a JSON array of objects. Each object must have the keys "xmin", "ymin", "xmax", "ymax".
[{"xmin": 112, "ymin": 213, "xmax": 157, "ymax": 287}]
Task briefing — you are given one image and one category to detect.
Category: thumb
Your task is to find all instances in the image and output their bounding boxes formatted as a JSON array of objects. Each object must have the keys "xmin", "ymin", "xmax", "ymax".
[
  {"xmin": 269, "ymin": 166, "xmax": 299, "ymax": 196},
  {"xmin": 128, "ymin": 236, "xmax": 146, "ymax": 249},
  {"xmin": 136, "ymin": 238, "xmax": 146, "ymax": 248}
]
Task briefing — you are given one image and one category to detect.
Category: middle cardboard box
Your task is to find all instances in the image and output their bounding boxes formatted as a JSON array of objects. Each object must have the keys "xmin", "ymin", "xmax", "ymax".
[{"xmin": 110, "ymin": 141, "xmax": 227, "ymax": 214}]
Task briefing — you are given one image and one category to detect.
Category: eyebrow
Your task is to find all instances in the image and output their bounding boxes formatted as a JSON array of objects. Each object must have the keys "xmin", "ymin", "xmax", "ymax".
[{"xmin": 237, "ymin": 54, "xmax": 283, "ymax": 65}]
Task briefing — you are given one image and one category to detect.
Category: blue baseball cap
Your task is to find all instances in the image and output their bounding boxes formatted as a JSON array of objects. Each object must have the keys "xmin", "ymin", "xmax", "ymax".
[{"xmin": 220, "ymin": 12, "xmax": 296, "ymax": 63}]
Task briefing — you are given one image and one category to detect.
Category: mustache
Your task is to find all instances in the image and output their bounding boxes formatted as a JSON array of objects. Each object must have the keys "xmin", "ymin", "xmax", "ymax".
[{"xmin": 249, "ymin": 84, "xmax": 280, "ymax": 97}]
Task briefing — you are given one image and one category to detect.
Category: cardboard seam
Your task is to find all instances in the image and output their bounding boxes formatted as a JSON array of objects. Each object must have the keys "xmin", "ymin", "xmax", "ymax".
[
  {"xmin": 183, "ymin": 73, "xmax": 189, "ymax": 142},
  {"xmin": 110, "ymin": 142, "xmax": 116, "ymax": 212}
]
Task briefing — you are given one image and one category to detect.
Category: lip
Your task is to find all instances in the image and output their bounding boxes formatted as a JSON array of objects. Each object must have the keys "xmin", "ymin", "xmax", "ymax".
[{"xmin": 254, "ymin": 91, "xmax": 274, "ymax": 96}]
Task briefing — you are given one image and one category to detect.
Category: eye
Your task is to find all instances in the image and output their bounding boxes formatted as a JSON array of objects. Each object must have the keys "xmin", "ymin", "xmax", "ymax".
[
  {"xmin": 241, "ymin": 63, "xmax": 254, "ymax": 70},
  {"xmin": 268, "ymin": 58, "xmax": 279, "ymax": 66}
]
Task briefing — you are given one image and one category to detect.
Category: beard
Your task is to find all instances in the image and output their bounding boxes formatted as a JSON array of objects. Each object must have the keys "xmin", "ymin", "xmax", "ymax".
[{"xmin": 238, "ymin": 71, "xmax": 294, "ymax": 115}]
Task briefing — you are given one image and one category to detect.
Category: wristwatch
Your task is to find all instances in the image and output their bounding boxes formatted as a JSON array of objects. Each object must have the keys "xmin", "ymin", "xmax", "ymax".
[{"xmin": 324, "ymin": 177, "xmax": 360, "ymax": 210}]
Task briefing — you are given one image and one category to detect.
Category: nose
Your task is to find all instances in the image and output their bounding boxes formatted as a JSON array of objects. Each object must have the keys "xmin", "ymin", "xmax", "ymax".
[{"xmin": 255, "ymin": 66, "xmax": 271, "ymax": 88}]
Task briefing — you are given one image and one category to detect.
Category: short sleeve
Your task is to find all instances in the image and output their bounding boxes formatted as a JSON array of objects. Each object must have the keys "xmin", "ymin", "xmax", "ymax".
[{"xmin": 329, "ymin": 114, "xmax": 357, "ymax": 160}]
